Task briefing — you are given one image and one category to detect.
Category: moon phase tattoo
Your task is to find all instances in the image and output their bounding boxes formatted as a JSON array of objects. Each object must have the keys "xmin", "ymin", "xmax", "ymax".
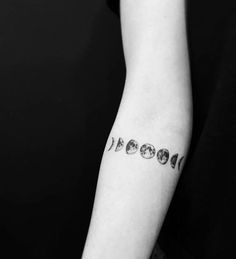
[
  {"xmin": 126, "ymin": 139, "xmax": 139, "ymax": 154},
  {"xmin": 115, "ymin": 138, "xmax": 124, "ymax": 152},
  {"xmin": 156, "ymin": 149, "xmax": 169, "ymax": 165},
  {"xmin": 178, "ymin": 156, "xmax": 184, "ymax": 171},
  {"xmin": 140, "ymin": 144, "xmax": 156, "ymax": 159},
  {"xmin": 107, "ymin": 137, "xmax": 115, "ymax": 151},
  {"xmin": 170, "ymin": 154, "xmax": 179, "ymax": 169},
  {"xmin": 107, "ymin": 136, "xmax": 185, "ymax": 170}
]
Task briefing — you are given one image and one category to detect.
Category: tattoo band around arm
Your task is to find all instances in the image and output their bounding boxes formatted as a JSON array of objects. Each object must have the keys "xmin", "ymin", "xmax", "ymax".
[{"xmin": 107, "ymin": 137, "xmax": 185, "ymax": 170}]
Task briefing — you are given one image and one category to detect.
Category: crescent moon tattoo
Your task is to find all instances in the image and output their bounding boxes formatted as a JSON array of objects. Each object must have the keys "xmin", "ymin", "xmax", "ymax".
[
  {"xmin": 157, "ymin": 149, "xmax": 169, "ymax": 165},
  {"xmin": 170, "ymin": 154, "xmax": 179, "ymax": 169},
  {"xmin": 140, "ymin": 144, "xmax": 156, "ymax": 159},
  {"xmin": 126, "ymin": 139, "xmax": 139, "ymax": 154},
  {"xmin": 107, "ymin": 137, "xmax": 115, "ymax": 151},
  {"xmin": 178, "ymin": 156, "xmax": 184, "ymax": 171},
  {"xmin": 115, "ymin": 138, "xmax": 124, "ymax": 152}
]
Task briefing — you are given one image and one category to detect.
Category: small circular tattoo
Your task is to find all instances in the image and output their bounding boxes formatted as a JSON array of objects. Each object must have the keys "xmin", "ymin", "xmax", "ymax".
[
  {"xmin": 140, "ymin": 144, "xmax": 156, "ymax": 159},
  {"xmin": 157, "ymin": 149, "xmax": 169, "ymax": 165},
  {"xmin": 126, "ymin": 139, "xmax": 139, "ymax": 154}
]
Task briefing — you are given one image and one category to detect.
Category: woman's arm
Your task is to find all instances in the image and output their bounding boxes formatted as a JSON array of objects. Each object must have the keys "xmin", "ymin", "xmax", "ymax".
[{"xmin": 82, "ymin": 0, "xmax": 192, "ymax": 258}]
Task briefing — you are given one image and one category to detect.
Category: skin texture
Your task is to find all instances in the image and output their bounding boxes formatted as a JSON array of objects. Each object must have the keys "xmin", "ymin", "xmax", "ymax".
[{"xmin": 82, "ymin": 0, "xmax": 192, "ymax": 258}]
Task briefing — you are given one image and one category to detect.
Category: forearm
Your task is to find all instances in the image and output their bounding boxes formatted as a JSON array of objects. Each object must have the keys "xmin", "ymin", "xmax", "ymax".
[{"xmin": 82, "ymin": 108, "xmax": 192, "ymax": 259}]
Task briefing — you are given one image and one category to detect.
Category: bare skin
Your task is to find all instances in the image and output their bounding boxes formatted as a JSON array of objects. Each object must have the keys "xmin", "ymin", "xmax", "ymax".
[{"xmin": 82, "ymin": 0, "xmax": 192, "ymax": 258}]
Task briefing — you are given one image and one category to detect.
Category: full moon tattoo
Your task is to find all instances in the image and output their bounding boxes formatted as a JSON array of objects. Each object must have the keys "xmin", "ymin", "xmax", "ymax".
[{"xmin": 107, "ymin": 137, "xmax": 185, "ymax": 170}]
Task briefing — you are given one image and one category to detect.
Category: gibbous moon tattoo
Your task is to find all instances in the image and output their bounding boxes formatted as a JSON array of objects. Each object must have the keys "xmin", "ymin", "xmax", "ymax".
[
  {"xmin": 140, "ymin": 144, "xmax": 156, "ymax": 159},
  {"xmin": 170, "ymin": 154, "xmax": 179, "ymax": 169},
  {"xmin": 126, "ymin": 139, "xmax": 139, "ymax": 154},
  {"xmin": 178, "ymin": 156, "xmax": 184, "ymax": 171},
  {"xmin": 115, "ymin": 138, "xmax": 124, "ymax": 152},
  {"xmin": 157, "ymin": 149, "xmax": 169, "ymax": 165},
  {"xmin": 107, "ymin": 137, "xmax": 115, "ymax": 151}
]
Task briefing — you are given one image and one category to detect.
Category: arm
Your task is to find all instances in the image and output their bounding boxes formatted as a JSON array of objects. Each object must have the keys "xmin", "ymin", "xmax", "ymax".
[{"xmin": 82, "ymin": 0, "xmax": 192, "ymax": 258}]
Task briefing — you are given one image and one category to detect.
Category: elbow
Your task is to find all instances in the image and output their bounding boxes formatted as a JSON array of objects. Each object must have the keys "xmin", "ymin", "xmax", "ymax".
[{"xmin": 114, "ymin": 93, "xmax": 193, "ymax": 142}]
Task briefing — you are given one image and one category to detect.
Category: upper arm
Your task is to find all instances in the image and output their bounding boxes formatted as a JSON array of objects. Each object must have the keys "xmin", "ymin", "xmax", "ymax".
[
  {"xmin": 115, "ymin": 0, "xmax": 192, "ymax": 133},
  {"xmin": 120, "ymin": 0, "xmax": 189, "ymax": 72}
]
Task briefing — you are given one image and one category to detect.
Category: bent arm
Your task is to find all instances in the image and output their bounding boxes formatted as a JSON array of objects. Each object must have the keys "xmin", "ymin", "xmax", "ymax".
[{"xmin": 82, "ymin": 0, "xmax": 192, "ymax": 258}]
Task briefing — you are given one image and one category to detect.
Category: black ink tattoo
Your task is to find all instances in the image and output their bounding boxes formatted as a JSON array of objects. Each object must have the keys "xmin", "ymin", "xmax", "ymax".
[
  {"xmin": 140, "ymin": 144, "xmax": 156, "ymax": 159},
  {"xmin": 108, "ymin": 136, "xmax": 184, "ymax": 170},
  {"xmin": 156, "ymin": 149, "xmax": 169, "ymax": 165},
  {"xmin": 170, "ymin": 154, "xmax": 179, "ymax": 169},
  {"xmin": 126, "ymin": 139, "xmax": 139, "ymax": 154},
  {"xmin": 178, "ymin": 156, "xmax": 184, "ymax": 171},
  {"xmin": 115, "ymin": 138, "xmax": 124, "ymax": 152},
  {"xmin": 107, "ymin": 137, "xmax": 115, "ymax": 151}
]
